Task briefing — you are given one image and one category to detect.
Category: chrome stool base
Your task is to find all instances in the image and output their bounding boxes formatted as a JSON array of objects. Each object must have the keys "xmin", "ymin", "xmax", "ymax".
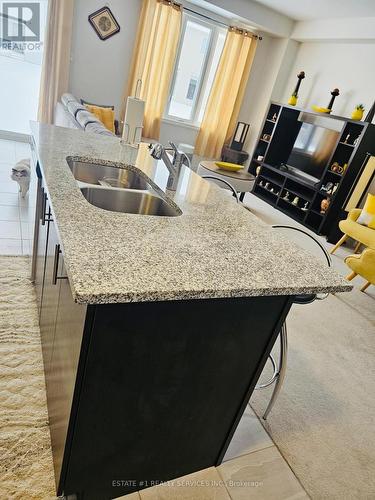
[
  {"xmin": 255, "ymin": 323, "xmax": 288, "ymax": 419},
  {"xmin": 254, "ymin": 224, "xmax": 331, "ymax": 419}
]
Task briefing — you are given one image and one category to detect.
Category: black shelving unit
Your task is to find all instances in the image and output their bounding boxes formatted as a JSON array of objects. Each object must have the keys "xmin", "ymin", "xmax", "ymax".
[{"xmin": 249, "ymin": 102, "xmax": 375, "ymax": 242}]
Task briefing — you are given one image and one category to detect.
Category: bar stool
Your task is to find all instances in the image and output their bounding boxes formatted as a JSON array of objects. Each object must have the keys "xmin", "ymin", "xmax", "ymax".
[
  {"xmin": 255, "ymin": 225, "xmax": 332, "ymax": 419},
  {"xmin": 201, "ymin": 175, "xmax": 240, "ymax": 203}
]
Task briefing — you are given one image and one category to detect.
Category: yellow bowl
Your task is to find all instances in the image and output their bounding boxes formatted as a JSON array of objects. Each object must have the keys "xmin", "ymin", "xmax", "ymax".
[
  {"xmin": 215, "ymin": 161, "xmax": 243, "ymax": 172},
  {"xmin": 312, "ymin": 105, "xmax": 331, "ymax": 114}
]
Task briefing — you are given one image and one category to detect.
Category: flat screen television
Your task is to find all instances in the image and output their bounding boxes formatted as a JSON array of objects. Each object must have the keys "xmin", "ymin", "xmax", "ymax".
[{"xmin": 286, "ymin": 122, "xmax": 340, "ymax": 184}]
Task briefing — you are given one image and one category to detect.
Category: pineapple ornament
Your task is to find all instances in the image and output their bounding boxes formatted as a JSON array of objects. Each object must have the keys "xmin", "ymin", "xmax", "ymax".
[
  {"xmin": 288, "ymin": 71, "xmax": 305, "ymax": 106},
  {"xmin": 351, "ymin": 104, "xmax": 365, "ymax": 121}
]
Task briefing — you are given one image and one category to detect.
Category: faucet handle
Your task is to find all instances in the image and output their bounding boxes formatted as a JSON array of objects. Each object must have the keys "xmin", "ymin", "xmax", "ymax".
[
  {"xmin": 168, "ymin": 142, "xmax": 179, "ymax": 154},
  {"xmin": 149, "ymin": 143, "xmax": 163, "ymax": 160},
  {"xmin": 169, "ymin": 142, "xmax": 184, "ymax": 163}
]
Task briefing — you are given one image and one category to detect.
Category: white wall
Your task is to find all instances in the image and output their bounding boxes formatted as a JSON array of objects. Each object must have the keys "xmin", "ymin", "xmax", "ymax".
[
  {"xmin": 281, "ymin": 42, "xmax": 375, "ymax": 120},
  {"xmin": 69, "ymin": 0, "xmax": 141, "ymax": 118},
  {"xmin": 292, "ymin": 17, "xmax": 375, "ymax": 42}
]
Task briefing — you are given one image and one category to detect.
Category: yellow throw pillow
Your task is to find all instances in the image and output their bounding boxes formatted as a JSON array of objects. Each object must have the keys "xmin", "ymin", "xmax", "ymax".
[
  {"xmin": 85, "ymin": 104, "xmax": 115, "ymax": 133},
  {"xmin": 357, "ymin": 193, "xmax": 375, "ymax": 226}
]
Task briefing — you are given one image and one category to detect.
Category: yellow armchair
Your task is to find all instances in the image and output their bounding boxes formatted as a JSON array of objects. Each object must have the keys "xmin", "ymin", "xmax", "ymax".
[
  {"xmin": 348, "ymin": 208, "xmax": 362, "ymax": 221},
  {"xmin": 330, "ymin": 208, "xmax": 375, "ymax": 254},
  {"xmin": 345, "ymin": 248, "xmax": 375, "ymax": 292}
]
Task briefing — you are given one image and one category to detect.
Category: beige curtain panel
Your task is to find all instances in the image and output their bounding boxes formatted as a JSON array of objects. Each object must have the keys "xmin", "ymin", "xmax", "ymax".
[
  {"xmin": 123, "ymin": 0, "xmax": 182, "ymax": 140},
  {"xmin": 195, "ymin": 28, "xmax": 258, "ymax": 158},
  {"xmin": 38, "ymin": 0, "xmax": 75, "ymax": 124}
]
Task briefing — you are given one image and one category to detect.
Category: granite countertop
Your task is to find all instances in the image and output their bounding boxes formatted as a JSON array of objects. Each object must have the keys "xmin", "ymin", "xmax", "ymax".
[{"xmin": 30, "ymin": 122, "xmax": 351, "ymax": 304}]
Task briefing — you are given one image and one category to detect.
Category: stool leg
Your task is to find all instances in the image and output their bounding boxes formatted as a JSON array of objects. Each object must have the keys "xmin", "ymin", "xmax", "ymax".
[
  {"xmin": 361, "ymin": 281, "xmax": 371, "ymax": 292},
  {"xmin": 354, "ymin": 241, "xmax": 362, "ymax": 253},
  {"xmin": 239, "ymin": 192, "xmax": 245, "ymax": 202},
  {"xmin": 346, "ymin": 271, "xmax": 357, "ymax": 281},
  {"xmin": 330, "ymin": 234, "xmax": 348, "ymax": 254},
  {"xmin": 263, "ymin": 322, "xmax": 288, "ymax": 420}
]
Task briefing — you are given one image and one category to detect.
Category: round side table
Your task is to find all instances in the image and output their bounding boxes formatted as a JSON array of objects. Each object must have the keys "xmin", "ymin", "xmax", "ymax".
[{"xmin": 197, "ymin": 161, "xmax": 255, "ymax": 201}]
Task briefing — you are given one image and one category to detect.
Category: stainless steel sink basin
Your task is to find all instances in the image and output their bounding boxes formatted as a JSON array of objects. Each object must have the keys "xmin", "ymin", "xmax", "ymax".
[
  {"xmin": 80, "ymin": 186, "xmax": 182, "ymax": 217},
  {"xmin": 67, "ymin": 159, "xmax": 149, "ymax": 190}
]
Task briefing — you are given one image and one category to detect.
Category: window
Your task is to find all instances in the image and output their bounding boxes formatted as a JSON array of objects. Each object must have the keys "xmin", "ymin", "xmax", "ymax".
[{"xmin": 166, "ymin": 15, "xmax": 226, "ymax": 125}]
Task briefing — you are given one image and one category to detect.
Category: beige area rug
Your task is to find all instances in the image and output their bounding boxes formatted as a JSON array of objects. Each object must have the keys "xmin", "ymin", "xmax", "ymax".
[
  {"xmin": 251, "ymin": 289, "xmax": 375, "ymax": 499},
  {"xmin": 0, "ymin": 257, "xmax": 55, "ymax": 499}
]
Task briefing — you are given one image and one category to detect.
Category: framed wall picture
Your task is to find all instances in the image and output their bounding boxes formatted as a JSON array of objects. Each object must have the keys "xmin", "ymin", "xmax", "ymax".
[{"xmin": 88, "ymin": 7, "xmax": 120, "ymax": 41}]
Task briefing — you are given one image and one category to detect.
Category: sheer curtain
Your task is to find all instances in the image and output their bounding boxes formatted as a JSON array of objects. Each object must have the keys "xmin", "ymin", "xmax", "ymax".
[
  {"xmin": 195, "ymin": 28, "xmax": 257, "ymax": 158},
  {"xmin": 122, "ymin": 0, "xmax": 182, "ymax": 140},
  {"xmin": 37, "ymin": 0, "xmax": 74, "ymax": 124}
]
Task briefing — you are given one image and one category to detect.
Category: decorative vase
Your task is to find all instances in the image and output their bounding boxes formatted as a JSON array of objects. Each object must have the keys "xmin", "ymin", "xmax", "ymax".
[
  {"xmin": 288, "ymin": 71, "xmax": 305, "ymax": 106},
  {"xmin": 292, "ymin": 196, "xmax": 299, "ymax": 206},
  {"xmin": 320, "ymin": 198, "xmax": 330, "ymax": 214},
  {"xmin": 351, "ymin": 105, "xmax": 365, "ymax": 121},
  {"xmin": 327, "ymin": 88, "xmax": 340, "ymax": 113},
  {"xmin": 331, "ymin": 162, "xmax": 343, "ymax": 174},
  {"xmin": 312, "ymin": 88, "xmax": 340, "ymax": 114}
]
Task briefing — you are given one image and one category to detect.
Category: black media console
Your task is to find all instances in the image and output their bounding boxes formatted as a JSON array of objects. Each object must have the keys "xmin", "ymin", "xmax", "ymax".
[{"xmin": 248, "ymin": 102, "xmax": 375, "ymax": 243}]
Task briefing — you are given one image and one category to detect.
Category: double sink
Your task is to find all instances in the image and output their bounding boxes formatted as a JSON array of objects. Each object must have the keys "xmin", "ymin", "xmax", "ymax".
[{"xmin": 67, "ymin": 158, "xmax": 181, "ymax": 217}]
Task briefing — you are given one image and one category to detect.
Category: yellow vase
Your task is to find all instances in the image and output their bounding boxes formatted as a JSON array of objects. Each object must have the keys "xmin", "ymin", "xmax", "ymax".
[
  {"xmin": 351, "ymin": 109, "xmax": 364, "ymax": 121},
  {"xmin": 288, "ymin": 95, "xmax": 297, "ymax": 106}
]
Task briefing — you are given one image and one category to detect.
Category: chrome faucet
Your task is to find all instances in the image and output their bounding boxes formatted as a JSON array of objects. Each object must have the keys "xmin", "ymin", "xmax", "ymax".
[{"xmin": 149, "ymin": 142, "xmax": 185, "ymax": 190}]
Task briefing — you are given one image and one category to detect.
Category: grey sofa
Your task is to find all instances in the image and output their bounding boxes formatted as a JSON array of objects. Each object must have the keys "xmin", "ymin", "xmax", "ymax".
[{"xmin": 54, "ymin": 93, "xmax": 115, "ymax": 137}]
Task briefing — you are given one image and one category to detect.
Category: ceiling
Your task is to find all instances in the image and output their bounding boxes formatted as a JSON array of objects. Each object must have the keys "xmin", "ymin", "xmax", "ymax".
[{"xmin": 253, "ymin": 0, "xmax": 375, "ymax": 21}]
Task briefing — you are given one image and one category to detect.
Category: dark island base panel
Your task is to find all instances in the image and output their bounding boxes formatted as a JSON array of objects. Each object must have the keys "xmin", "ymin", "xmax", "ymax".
[{"xmin": 60, "ymin": 295, "xmax": 292, "ymax": 499}]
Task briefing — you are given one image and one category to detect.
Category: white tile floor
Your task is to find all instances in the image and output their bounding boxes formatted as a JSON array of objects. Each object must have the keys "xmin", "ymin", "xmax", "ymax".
[
  {"xmin": 118, "ymin": 404, "xmax": 307, "ymax": 499},
  {"xmin": 0, "ymin": 138, "xmax": 33, "ymax": 255}
]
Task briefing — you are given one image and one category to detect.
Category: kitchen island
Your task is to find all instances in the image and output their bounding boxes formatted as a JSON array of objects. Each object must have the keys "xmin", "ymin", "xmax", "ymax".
[{"xmin": 30, "ymin": 122, "xmax": 351, "ymax": 499}]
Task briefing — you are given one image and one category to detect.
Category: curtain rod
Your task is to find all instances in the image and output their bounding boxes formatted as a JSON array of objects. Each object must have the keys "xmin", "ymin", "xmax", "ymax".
[
  {"xmin": 184, "ymin": 6, "xmax": 262, "ymax": 39},
  {"xmin": 162, "ymin": 1, "xmax": 262, "ymax": 39}
]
